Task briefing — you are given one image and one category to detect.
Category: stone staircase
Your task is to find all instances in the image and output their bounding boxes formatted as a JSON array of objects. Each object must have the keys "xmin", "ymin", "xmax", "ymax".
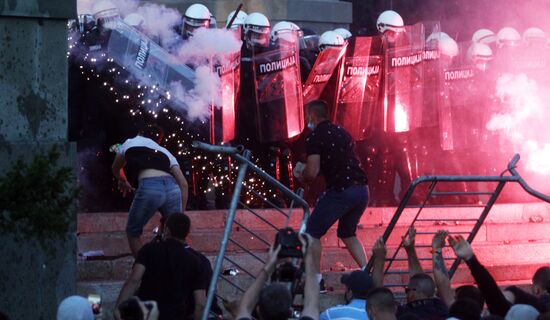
[{"xmin": 77, "ymin": 202, "xmax": 550, "ymax": 319}]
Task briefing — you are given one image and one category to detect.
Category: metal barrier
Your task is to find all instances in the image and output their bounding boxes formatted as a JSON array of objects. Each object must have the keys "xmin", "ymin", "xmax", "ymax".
[
  {"xmin": 192, "ymin": 141, "xmax": 310, "ymax": 320},
  {"xmin": 366, "ymin": 153, "xmax": 550, "ymax": 287}
]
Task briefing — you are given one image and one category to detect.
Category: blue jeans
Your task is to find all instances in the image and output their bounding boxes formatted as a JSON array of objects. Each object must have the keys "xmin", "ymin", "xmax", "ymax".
[
  {"xmin": 127, "ymin": 176, "xmax": 182, "ymax": 236},
  {"xmin": 306, "ymin": 185, "xmax": 369, "ymax": 239}
]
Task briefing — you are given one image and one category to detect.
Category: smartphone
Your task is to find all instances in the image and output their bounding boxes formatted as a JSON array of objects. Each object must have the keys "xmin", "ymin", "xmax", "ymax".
[{"xmin": 88, "ymin": 294, "xmax": 102, "ymax": 315}]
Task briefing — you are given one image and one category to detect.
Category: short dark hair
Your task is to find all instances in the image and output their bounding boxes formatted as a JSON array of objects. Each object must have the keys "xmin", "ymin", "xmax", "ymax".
[
  {"xmin": 366, "ymin": 287, "xmax": 396, "ymax": 313},
  {"xmin": 537, "ymin": 313, "xmax": 550, "ymax": 320},
  {"xmin": 505, "ymin": 285, "xmax": 549, "ymax": 313},
  {"xmin": 456, "ymin": 285, "xmax": 484, "ymax": 309},
  {"xmin": 118, "ymin": 297, "xmax": 144, "ymax": 320},
  {"xmin": 305, "ymin": 99, "xmax": 329, "ymax": 119},
  {"xmin": 408, "ymin": 273, "xmax": 436, "ymax": 298},
  {"xmin": 165, "ymin": 213, "xmax": 191, "ymax": 240},
  {"xmin": 139, "ymin": 124, "xmax": 164, "ymax": 143},
  {"xmin": 481, "ymin": 316, "xmax": 505, "ymax": 320},
  {"xmin": 533, "ymin": 267, "xmax": 550, "ymax": 294},
  {"xmin": 449, "ymin": 298, "xmax": 482, "ymax": 320},
  {"xmin": 258, "ymin": 283, "xmax": 292, "ymax": 320}
]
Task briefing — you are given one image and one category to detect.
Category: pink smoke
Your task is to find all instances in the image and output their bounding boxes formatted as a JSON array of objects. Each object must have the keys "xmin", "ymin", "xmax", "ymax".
[{"xmin": 488, "ymin": 73, "xmax": 550, "ymax": 174}]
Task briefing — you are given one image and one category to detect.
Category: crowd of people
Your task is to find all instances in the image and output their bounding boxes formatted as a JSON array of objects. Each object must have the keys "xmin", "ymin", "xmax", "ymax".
[
  {"xmin": 52, "ymin": 1, "xmax": 550, "ymax": 320},
  {"xmin": 53, "ymin": 219, "xmax": 550, "ymax": 320}
]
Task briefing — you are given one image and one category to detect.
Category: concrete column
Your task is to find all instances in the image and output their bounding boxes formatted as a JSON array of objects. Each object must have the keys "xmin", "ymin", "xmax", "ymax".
[{"xmin": 0, "ymin": 1, "xmax": 77, "ymax": 319}]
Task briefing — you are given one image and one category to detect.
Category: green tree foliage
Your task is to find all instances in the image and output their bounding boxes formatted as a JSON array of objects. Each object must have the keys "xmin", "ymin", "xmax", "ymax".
[{"xmin": 0, "ymin": 148, "xmax": 79, "ymax": 251}]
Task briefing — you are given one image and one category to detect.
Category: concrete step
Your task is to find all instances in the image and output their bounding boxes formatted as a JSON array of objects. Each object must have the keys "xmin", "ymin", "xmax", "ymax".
[
  {"xmin": 77, "ymin": 241, "xmax": 550, "ymax": 283},
  {"xmin": 76, "ymin": 202, "xmax": 550, "ymax": 234},
  {"xmin": 77, "ymin": 203, "xmax": 550, "ymax": 252},
  {"xmin": 77, "ymin": 219, "xmax": 550, "ymax": 259},
  {"xmin": 76, "ymin": 203, "xmax": 550, "ymax": 319}
]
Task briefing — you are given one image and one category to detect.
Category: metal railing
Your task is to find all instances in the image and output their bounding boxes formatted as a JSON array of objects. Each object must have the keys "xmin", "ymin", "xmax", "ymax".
[
  {"xmin": 192, "ymin": 141, "xmax": 310, "ymax": 320},
  {"xmin": 366, "ymin": 153, "xmax": 550, "ymax": 287}
]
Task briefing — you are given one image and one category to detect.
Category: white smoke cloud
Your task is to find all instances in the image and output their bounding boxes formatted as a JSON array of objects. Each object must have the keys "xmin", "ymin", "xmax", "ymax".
[
  {"xmin": 111, "ymin": 0, "xmax": 139, "ymax": 16},
  {"xmin": 176, "ymin": 28, "xmax": 243, "ymax": 66},
  {"xmin": 169, "ymin": 65, "xmax": 222, "ymax": 121},
  {"xmin": 488, "ymin": 73, "xmax": 550, "ymax": 174},
  {"xmin": 77, "ymin": 0, "xmax": 93, "ymax": 15},
  {"xmin": 76, "ymin": 0, "xmax": 242, "ymax": 124},
  {"xmin": 162, "ymin": 28, "xmax": 242, "ymax": 121},
  {"xmin": 136, "ymin": 3, "xmax": 182, "ymax": 50},
  {"xmin": 78, "ymin": 0, "xmax": 139, "ymax": 16}
]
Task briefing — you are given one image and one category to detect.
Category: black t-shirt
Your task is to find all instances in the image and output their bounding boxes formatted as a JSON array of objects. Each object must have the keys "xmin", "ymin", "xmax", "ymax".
[
  {"xmin": 306, "ymin": 120, "xmax": 368, "ymax": 190},
  {"xmin": 135, "ymin": 239, "xmax": 203, "ymax": 320},
  {"xmin": 118, "ymin": 136, "xmax": 178, "ymax": 186},
  {"xmin": 396, "ymin": 297, "xmax": 449, "ymax": 320},
  {"xmin": 184, "ymin": 246, "xmax": 223, "ymax": 317}
]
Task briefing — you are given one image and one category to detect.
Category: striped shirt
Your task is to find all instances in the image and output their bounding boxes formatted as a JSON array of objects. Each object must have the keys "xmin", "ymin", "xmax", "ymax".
[{"xmin": 320, "ymin": 299, "xmax": 369, "ymax": 320}]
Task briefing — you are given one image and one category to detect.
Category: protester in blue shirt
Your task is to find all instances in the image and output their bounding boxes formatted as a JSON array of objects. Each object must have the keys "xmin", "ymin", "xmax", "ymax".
[{"xmin": 320, "ymin": 270, "xmax": 373, "ymax": 320}]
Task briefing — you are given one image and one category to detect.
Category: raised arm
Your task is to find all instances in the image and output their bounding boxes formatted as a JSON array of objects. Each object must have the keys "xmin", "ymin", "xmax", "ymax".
[
  {"xmin": 448, "ymin": 235, "xmax": 511, "ymax": 316},
  {"xmin": 402, "ymin": 227, "xmax": 423, "ymax": 277},
  {"xmin": 300, "ymin": 233, "xmax": 320, "ymax": 320},
  {"xmin": 372, "ymin": 237, "xmax": 387, "ymax": 288},
  {"xmin": 113, "ymin": 263, "xmax": 145, "ymax": 320},
  {"xmin": 235, "ymin": 245, "xmax": 281, "ymax": 319},
  {"xmin": 431, "ymin": 230, "xmax": 454, "ymax": 307}
]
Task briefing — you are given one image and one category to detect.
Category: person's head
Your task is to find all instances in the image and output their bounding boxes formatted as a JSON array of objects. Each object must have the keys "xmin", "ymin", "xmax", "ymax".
[
  {"xmin": 398, "ymin": 314, "xmax": 421, "ymax": 320},
  {"xmin": 118, "ymin": 296, "xmax": 159, "ymax": 320},
  {"xmin": 256, "ymin": 283, "xmax": 292, "ymax": 320},
  {"xmin": 305, "ymin": 100, "xmax": 330, "ymax": 130},
  {"xmin": 456, "ymin": 285, "xmax": 484, "ymax": 310},
  {"xmin": 537, "ymin": 312, "xmax": 550, "ymax": 320},
  {"xmin": 138, "ymin": 124, "xmax": 164, "ymax": 143},
  {"xmin": 243, "ymin": 12, "xmax": 270, "ymax": 49},
  {"xmin": 165, "ymin": 213, "xmax": 191, "ymax": 240},
  {"xmin": 366, "ymin": 287, "xmax": 397, "ymax": 320},
  {"xmin": 318, "ymin": 30, "xmax": 345, "ymax": 51},
  {"xmin": 405, "ymin": 273, "xmax": 436, "ymax": 302},
  {"xmin": 183, "ymin": 3, "xmax": 211, "ymax": 38},
  {"xmin": 505, "ymin": 304, "xmax": 540, "ymax": 320},
  {"xmin": 56, "ymin": 295, "xmax": 94, "ymax": 320},
  {"xmin": 0, "ymin": 311, "xmax": 8, "ymax": 320},
  {"xmin": 376, "ymin": 10, "xmax": 404, "ymax": 43},
  {"xmin": 449, "ymin": 298, "xmax": 482, "ymax": 320},
  {"xmin": 532, "ymin": 266, "xmax": 550, "ymax": 297},
  {"xmin": 505, "ymin": 286, "xmax": 548, "ymax": 313},
  {"xmin": 340, "ymin": 270, "xmax": 374, "ymax": 301}
]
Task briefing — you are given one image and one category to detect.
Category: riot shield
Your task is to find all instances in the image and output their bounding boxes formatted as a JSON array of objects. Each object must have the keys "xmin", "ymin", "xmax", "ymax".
[
  {"xmin": 383, "ymin": 23, "xmax": 425, "ymax": 133},
  {"xmin": 302, "ymin": 45, "xmax": 347, "ymax": 105},
  {"xmin": 211, "ymin": 52, "xmax": 240, "ymax": 144},
  {"xmin": 332, "ymin": 36, "xmax": 383, "ymax": 140},
  {"xmin": 252, "ymin": 31, "xmax": 304, "ymax": 143},
  {"xmin": 107, "ymin": 20, "xmax": 195, "ymax": 93},
  {"xmin": 439, "ymin": 42, "xmax": 486, "ymax": 151},
  {"xmin": 422, "ymin": 21, "xmax": 442, "ymax": 128}
]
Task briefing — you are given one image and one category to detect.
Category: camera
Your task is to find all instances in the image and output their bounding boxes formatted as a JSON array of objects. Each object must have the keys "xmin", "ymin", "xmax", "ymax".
[
  {"xmin": 272, "ymin": 261, "xmax": 301, "ymax": 282},
  {"xmin": 274, "ymin": 228, "xmax": 304, "ymax": 258}
]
